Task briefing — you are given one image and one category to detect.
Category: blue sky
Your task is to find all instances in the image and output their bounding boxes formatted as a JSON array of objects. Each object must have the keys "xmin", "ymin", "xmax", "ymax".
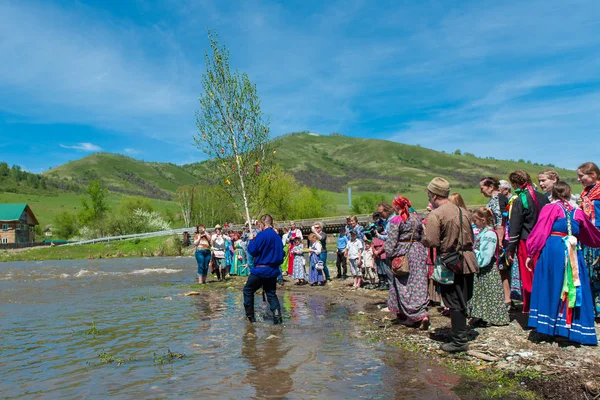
[{"xmin": 1, "ymin": 0, "xmax": 599, "ymax": 172}]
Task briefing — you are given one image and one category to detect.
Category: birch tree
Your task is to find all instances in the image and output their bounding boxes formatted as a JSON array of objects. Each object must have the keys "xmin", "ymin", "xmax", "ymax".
[{"xmin": 194, "ymin": 31, "xmax": 274, "ymax": 228}]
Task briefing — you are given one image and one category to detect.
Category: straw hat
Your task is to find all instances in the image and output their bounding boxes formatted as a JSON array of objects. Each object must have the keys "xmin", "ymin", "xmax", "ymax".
[{"xmin": 214, "ymin": 224, "xmax": 222, "ymax": 229}]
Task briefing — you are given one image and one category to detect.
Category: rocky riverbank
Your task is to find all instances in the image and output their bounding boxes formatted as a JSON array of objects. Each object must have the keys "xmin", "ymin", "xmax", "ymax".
[{"xmin": 275, "ymin": 278, "xmax": 600, "ymax": 400}]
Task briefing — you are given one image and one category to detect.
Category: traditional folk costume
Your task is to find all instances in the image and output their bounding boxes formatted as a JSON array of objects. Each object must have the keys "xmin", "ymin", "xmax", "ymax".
[
  {"xmin": 287, "ymin": 229, "xmax": 303, "ymax": 275},
  {"xmin": 292, "ymin": 243, "xmax": 307, "ymax": 281},
  {"xmin": 504, "ymin": 194, "xmax": 522, "ymax": 300},
  {"xmin": 507, "ymin": 184, "xmax": 549, "ymax": 313},
  {"xmin": 233, "ymin": 240, "xmax": 248, "ymax": 276},
  {"xmin": 308, "ymin": 241, "xmax": 325, "ymax": 285},
  {"xmin": 527, "ymin": 203, "xmax": 600, "ymax": 345},
  {"xmin": 468, "ymin": 226, "xmax": 510, "ymax": 326},
  {"xmin": 580, "ymin": 184, "xmax": 600, "ymax": 315},
  {"xmin": 384, "ymin": 197, "xmax": 429, "ymax": 323}
]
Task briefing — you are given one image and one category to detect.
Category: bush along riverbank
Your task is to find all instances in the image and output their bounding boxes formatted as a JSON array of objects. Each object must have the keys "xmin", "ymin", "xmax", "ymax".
[{"xmin": 0, "ymin": 235, "xmax": 192, "ymax": 262}]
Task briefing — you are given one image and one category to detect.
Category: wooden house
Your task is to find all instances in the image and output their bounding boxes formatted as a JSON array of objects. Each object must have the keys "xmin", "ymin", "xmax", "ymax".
[{"xmin": 0, "ymin": 204, "xmax": 39, "ymax": 244}]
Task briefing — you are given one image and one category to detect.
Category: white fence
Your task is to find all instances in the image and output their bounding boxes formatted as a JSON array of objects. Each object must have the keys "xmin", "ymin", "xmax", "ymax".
[
  {"xmin": 62, "ymin": 214, "xmax": 376, "ymax": 246},
  {"xmin": 63, "ymin": 206, "xmax": 469, "ymax": 247}
]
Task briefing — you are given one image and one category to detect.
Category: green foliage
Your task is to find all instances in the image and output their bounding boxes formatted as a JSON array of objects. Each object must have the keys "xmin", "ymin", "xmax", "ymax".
[
  {"xmin": 175, "ymin": 185, "xmax": 240, "ymax": 227},
  {"xmin": 454, "ymin": 149, "xmax": 462, "ymax": 155},
  {"xmin": 256, "ymin": 166, "xmax": 300, "ymax": 220},
  {"xmin": 53, "ymin": 211, "xmax": 79, "ymax": 239},
  {"xmin": 0, "ymin": 161, "xmax": 79, "ymax": 195},
  {"xmin": 153, "ymin": 348, "xmax": 185, "ymax": 365},
  {"xmin": 194, "ymin": 30, "xmax": 275, "ymax": 226},
  {"xmin": 85, "ymin": 321, "xmax": 100, "ymax": 335},
  {"xmin": 292, "ymin": 187, "xmax": 335, "ymax": 219},
  {"xmin": 257, "ymin": 167, "xmax": 336, "ymax": 219},
  {"xmin": 0, "ymin": 236, "xmax": 184, "ymax": 262},
  {"xmin": 351, "ymin": 193, "xmax": 387, "ymax": 214},
  {"xmin": 118, "ymin": 196, "xmax": 154, "ymax": 214},
  {"xmin": 79, "ymin": 180, "xmax": 109, "ymax": 226}
]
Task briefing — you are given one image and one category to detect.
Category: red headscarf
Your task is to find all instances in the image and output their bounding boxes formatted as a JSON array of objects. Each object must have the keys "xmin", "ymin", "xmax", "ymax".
[{"xmin": 392, "ymin": 196, "xmax": 412, "ymax": 222}]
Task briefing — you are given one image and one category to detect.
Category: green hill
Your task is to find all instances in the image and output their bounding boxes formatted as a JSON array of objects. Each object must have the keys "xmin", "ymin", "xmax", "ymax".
[
  {"xmin": 5, "ymin": 132, "xmax": 575, "ymax": 222},
  {"xmin": 43, "ymin": 153, "xmax": 200, "ymax": 199},
  {"xmin": 185, "ymin": 132, "xmax": 576, "ymax": 193}
]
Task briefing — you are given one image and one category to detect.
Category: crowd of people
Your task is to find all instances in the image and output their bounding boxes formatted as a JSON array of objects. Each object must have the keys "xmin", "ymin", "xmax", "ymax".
[{"xmin": 192, "ymin": 161, "xmax": 600, "ymax": 351}]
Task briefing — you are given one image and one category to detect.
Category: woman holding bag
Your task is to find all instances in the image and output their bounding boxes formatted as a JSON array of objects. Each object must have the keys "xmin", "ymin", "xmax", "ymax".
[{"xmin": 384, "ymin": 195, "xmax": 429, "ymax": 329}]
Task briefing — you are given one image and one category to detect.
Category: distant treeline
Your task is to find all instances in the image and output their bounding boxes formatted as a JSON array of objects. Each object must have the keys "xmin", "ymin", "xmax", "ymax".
[{"xmin": 0, "ymin": 162, "xmax": 81, "ymax": 194}]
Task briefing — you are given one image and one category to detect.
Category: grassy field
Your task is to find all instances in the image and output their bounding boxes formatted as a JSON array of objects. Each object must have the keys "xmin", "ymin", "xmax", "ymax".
[
  {"xmin": 0, "ymin": 235, "xmax": 188, "ymax": 262},
  {"xmin": 0, "ymin": 192, "xmax": 181, "ymax": 229}
]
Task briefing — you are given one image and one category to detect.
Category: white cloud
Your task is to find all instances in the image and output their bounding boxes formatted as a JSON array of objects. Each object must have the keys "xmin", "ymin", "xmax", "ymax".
[
  {"xmin": 59, "ymin": 143, "xmax": 102, "ymax": 152},
  {"xmin": 124, "ymin": 148, "xmax": 141, "ymax": 155},
  {"xmin": 0, "ymin": 1, "xmax": 197, "ymax": 138},
  {"xmin": 2, "ymin": 0, "xmax": 600, "ymax": 169}
]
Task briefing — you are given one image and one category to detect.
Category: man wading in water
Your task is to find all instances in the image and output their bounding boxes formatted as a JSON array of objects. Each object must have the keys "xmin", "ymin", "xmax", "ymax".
[{"xmin": 243, "ymin": 214, "xmax": 285, "ymax": 325}]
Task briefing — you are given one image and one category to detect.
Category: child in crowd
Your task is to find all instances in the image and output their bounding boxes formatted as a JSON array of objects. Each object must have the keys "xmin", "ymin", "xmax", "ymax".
[
  {"xmin": 291, "ymin": 236, "xmax": 307, "ymax": 285},
  {"xmin": 362, "ymin": 240, "xmax": 377, "ymax": 288},
  {"xmin": 468, "ymin": 208, "xmax": 510, "ymax": 326},
  {"xmin": 336, "ymin": 226, "xmax": 348, "ymax": 279},
  {"xmin": 308, "ymin": 233, "xmax": 325, "ymax": 286},
  {"xmin": 345, "ymin": 231, "xmax": 363, "ymax": 289},
  {"xmin": 371, "ymin": 232, "xmax": 388, "ymax": 290}
]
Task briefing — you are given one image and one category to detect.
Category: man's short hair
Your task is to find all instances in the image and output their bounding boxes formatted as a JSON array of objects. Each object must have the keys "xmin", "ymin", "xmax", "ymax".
[{"xmin": 260, "ymin": 214, "xmax": 274, "ymax": 226}]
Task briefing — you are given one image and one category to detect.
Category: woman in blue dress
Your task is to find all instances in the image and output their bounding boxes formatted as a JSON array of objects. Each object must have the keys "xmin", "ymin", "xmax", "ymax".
[
  {"xmin": 224, "ymin": 234, "xmax": 234, "ymax": 277},
  {"xmin": 308, "ymin": 233, "xmax": 325, "ymax": 286},
  {"xmin": 526, "ymin": 182, "xmax": 600, "ymax": 345}
]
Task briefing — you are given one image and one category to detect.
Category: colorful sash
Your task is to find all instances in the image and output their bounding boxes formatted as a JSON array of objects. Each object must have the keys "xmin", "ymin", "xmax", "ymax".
[{"xmin": 514, "ymin": 183, "xmax": 540, "ymax": 211}]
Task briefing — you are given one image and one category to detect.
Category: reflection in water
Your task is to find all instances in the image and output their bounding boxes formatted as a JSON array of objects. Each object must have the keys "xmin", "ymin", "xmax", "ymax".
[
  {"xmin": 0, "ymin": 258, "xmax": 463, "ymax": 399},
  {"xmin": 241, "ymin": 325, "xmax": 296, "ymax": 399}
]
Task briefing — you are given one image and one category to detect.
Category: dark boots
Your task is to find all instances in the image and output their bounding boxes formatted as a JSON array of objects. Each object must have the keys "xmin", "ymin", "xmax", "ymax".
[
  {"xmin": 273, "ymin": 308, "xmax": 283, "ymax": 325},
  {"xmin": 245, "ymin": 305, "xmax": 255, "ymax": 323},
  {"xmin": 441, "ymin": 309, "xmax": 469, "ymax": 353}
]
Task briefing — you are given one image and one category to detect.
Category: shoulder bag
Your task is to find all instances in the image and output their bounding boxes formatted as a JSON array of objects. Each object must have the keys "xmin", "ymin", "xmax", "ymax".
[
  {"xmin": 438, "ymin": 206, "xmax": 465, "ymax": 274},
  {"xmin": 391, "ymin": 222, "xmax": 416, "ymax": 277}
]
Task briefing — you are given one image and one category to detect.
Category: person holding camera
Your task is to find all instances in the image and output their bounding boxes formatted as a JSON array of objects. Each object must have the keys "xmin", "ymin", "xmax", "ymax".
[{"xmin": 194, "ymin": 224, "xmax": 212, "ymax": 284}]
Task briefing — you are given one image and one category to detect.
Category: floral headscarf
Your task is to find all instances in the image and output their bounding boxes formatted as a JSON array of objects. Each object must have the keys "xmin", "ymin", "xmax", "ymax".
[{"xmin": 392, "ymin": 196, "xmax": 412, "ymax": 222}]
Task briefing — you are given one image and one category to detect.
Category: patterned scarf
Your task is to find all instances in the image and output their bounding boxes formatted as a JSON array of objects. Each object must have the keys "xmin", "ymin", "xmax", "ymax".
[
  {"xmin": 580, "ymin": 183, "xmax": 600, "ymax": 225},
  {"xmin": 514, "ymin": 183, "xmax": 539, "ymax": 210},
  {"xmin": 392, "ymin": 196, "xmax": 412, "ymax": 222}
]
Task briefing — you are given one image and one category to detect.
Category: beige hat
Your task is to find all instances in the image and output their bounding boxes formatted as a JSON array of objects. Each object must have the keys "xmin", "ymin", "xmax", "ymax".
[
  {"xmin": 427, "ymin": 177, "xmax": 450, "ymax": 198},
  {"xmin": 214, "ymin": 224, "xmax": 222, "ymax": 229}
]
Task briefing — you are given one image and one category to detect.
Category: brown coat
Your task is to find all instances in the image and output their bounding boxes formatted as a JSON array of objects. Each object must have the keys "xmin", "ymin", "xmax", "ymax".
[{"xmin": 422, "ymin": 201, "xmax": 478, "ymax": 274}]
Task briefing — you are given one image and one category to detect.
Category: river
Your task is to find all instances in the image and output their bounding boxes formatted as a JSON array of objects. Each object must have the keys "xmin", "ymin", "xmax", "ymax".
[{"xmin": 0, "ymin": 257, "xmax": 463, "ymax": 399}]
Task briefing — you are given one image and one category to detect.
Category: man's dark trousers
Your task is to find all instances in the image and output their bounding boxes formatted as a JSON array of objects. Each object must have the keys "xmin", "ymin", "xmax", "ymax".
[{"xmin": 243, "ymin": 274, "xmax": 281, "ymax": 316}]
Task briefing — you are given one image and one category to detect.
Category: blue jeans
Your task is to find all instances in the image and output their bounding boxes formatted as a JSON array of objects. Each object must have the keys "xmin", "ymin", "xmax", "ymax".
[
  {"xmin": 195, "ymin": 250, "xmax": 211, "ymax": 277},
  {"xmin": 319, "ymin": 251, "xmax": 330, "ymax": 280},
  {"xmin": 243, "ymin": 274, "xmax": 280, "ymax": 317}
]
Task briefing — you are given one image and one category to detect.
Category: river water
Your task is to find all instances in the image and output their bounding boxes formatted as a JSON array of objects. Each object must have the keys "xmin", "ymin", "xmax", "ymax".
[{"xmin": 0, "ymin": 257, "xmax": 462, "ymax": 399}]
